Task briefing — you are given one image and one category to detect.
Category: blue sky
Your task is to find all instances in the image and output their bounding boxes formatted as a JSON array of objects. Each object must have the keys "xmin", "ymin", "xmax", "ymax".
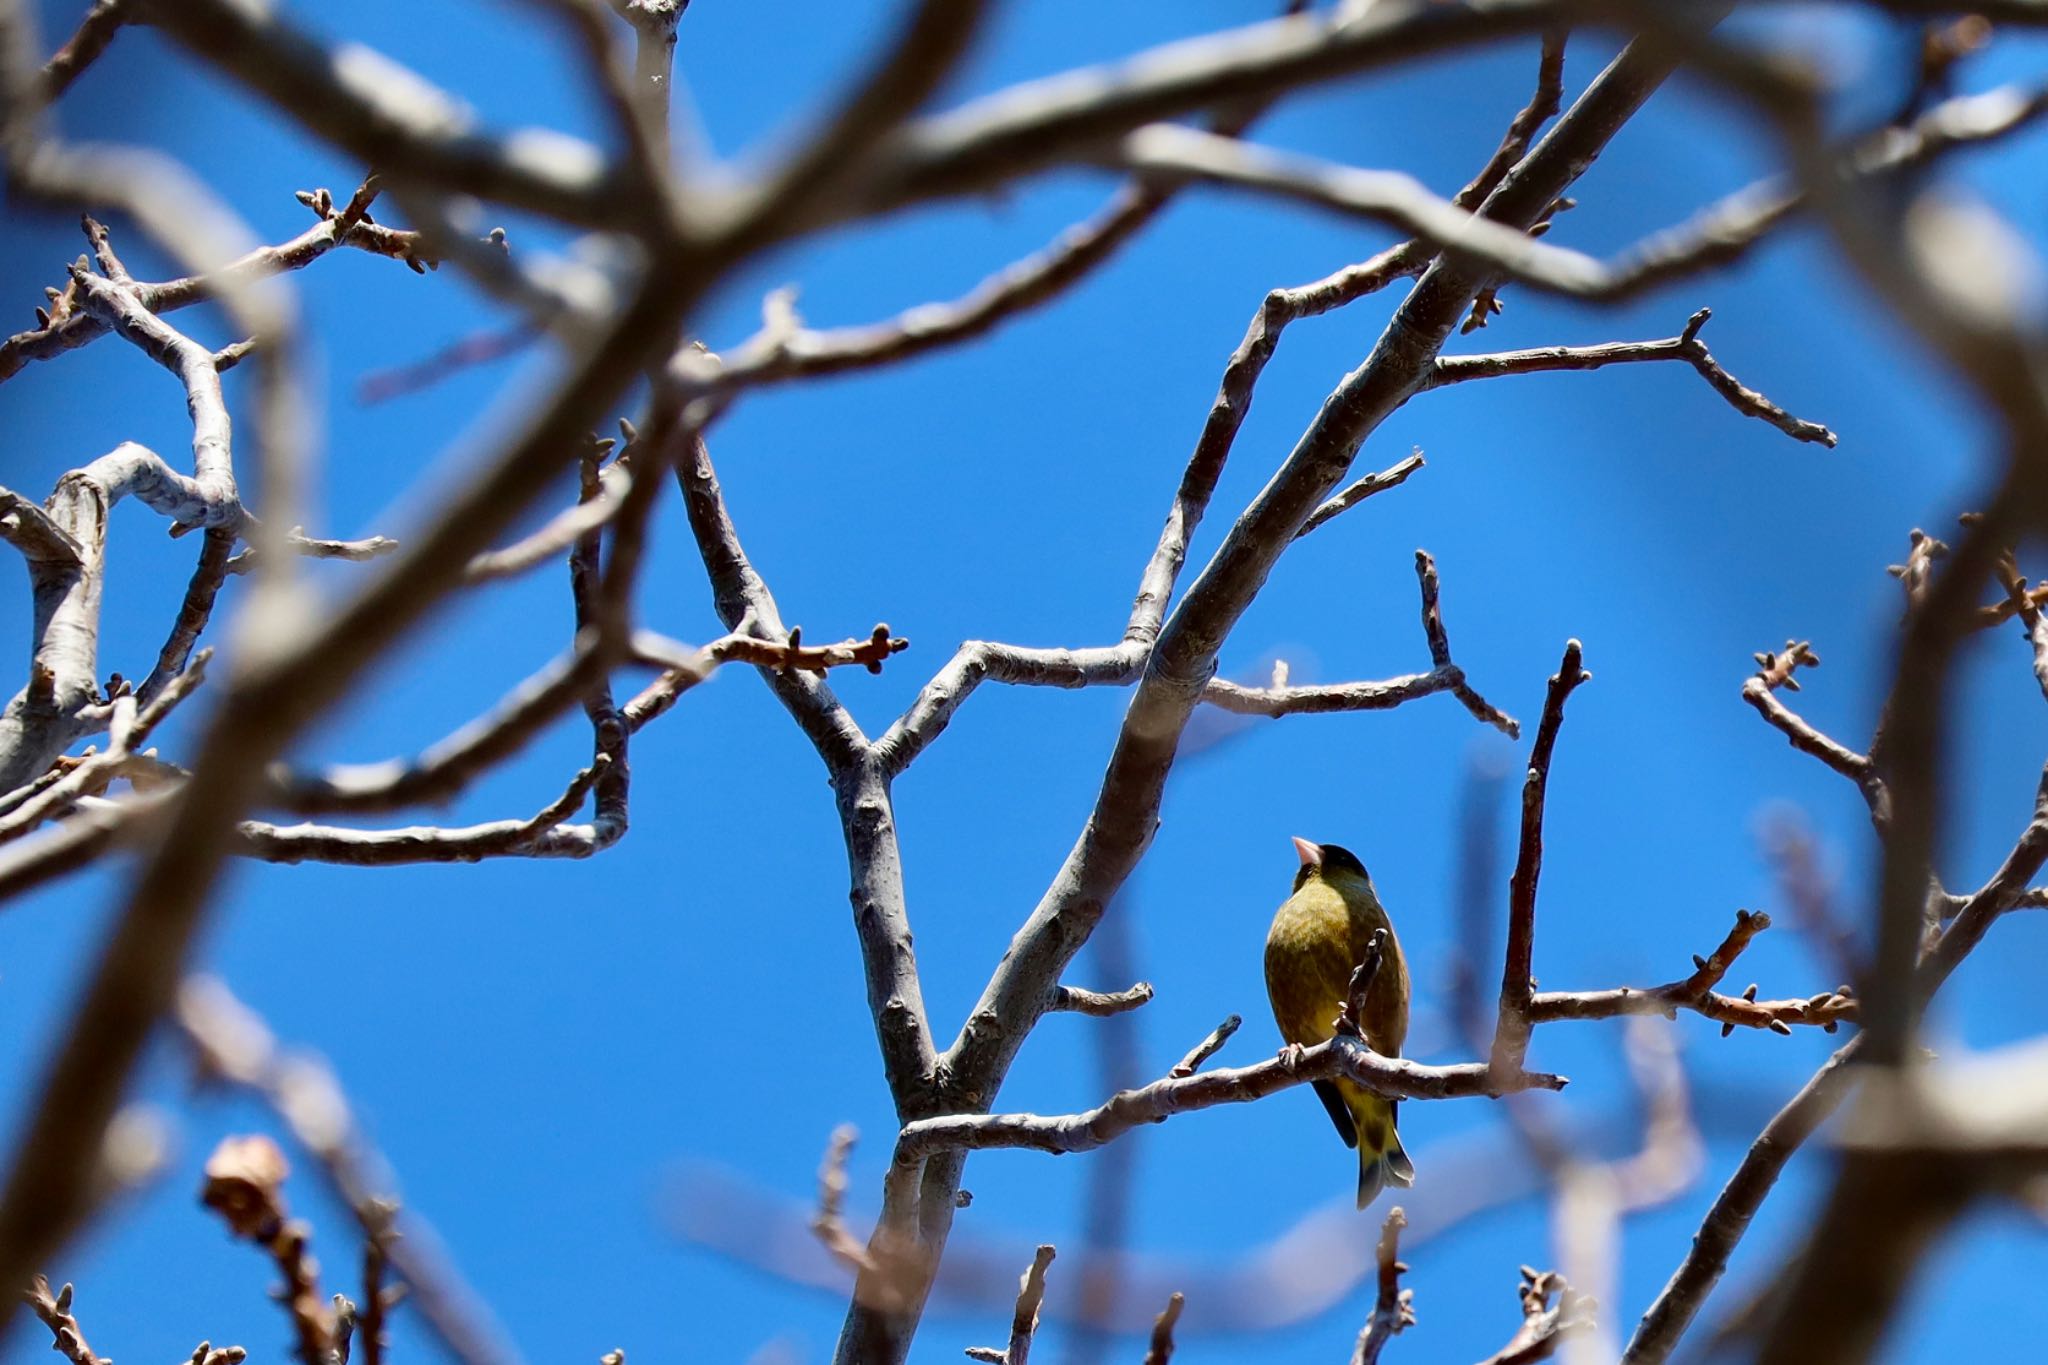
[{"xmin": 4, "ymin": 2, "xmax": 2048, "ymax": 1362}]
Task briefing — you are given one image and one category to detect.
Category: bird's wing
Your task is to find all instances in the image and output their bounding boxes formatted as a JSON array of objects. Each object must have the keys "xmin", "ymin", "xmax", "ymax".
[{"xmin": 1310, "ymin": 1079, "xmax": 1358, "ymax": 1148}]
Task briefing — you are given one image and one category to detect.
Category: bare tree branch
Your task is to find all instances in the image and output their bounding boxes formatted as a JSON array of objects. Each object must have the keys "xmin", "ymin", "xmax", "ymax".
[
  {"xmin": 860, "ymin": 0, "xmax": 1569, "ymax": 216},
  {"xmin": 896, "ymin": 1034, "xmax": 1565, "ymax": 1161},
  {"xmin": 880, "ymin": 541, "xmax": 1512, "ymax": 778},
  {"xmin": 0, "ymin": 488, "xmax": 82, "ymax": 564},
  {"xmin": 1625, "ymin": 778, "xmax": 2048, "ymax": 1362},
  {"xmin": 1740, "ymin": 639, "xmax": 1890, "ymax": 823},
  {"xmin": 1476, "ymin": 1268, "xmax": 1593, "ymax": 1365},
  {"xmin": 0, "ymin": 649, "xmax": 207, "ymax": 843},
  {"xmin": 0, "ymin": 252, "xmax": 705, "ymax": 1337},
  {"xmin": 24, "ymin": 1277, "xmax": 107, "ymax": 1365},
  {"xmin": 860, "ymin": 35, "xmax": 1715, "ymax": 1365},
  {"xmin": 1425, "ymin": 309, "xmax": 1837, "ymax": 445},
  {"xmin": 237, "ymin": 757, "xmax": 611, "ymax": 865},
  {"xmin": 38, "ymin": 0, "xmax": 134, "ymax": 101},
  {"xmin": 809, "ymin": 1124, "xmax": 880, "ymax": 1279},
  {"xmin": 177, "ymin": 976, "xmax": 519, "ymax": 1365},
  {"xmin": 1142, "ymin": 1293, "xmax": 1184, "ymax": 1365},
  {"xmin": 197, "ymin": 1134, "xmax": 337, "ymax": 1365},
  {"xmin": 10, "ymin": 8, "xmax": 2041, "ymax": 1365},
  {"xmin": 1297, "ymin": 453, "xmax": 1425, "ymax": 538},
  {"xmin": 1351, "ymin": 1208, "xmax": 1415, "ymax": 1365},
  {"xmin": 1526, "ymin": 910, "xmax": 1856, "ymax": 1035},
  {"xmin": 1168, "ymin": 1015, "xmax": 1242, "ymax": 1079},
  {"xmin": 143, "ymin": 1, "xmax": 643, "ymax": 231},
  {"xmin": 138, "ymin": 528, "xmax": 235, "ymax": 706},
  {"xmin": 964, "ymin": 1245, "xmax": 1054, "ymax": 1365},
  {"xmin": 0, "ymin": 181, "xmax": 433, "ymax": 383},
  {"xmin": 1492, "ymin": 640, "xmax": 1590, "ymax": 1078},
  {"xmin": 1047, "ymin": 982, "xmax": 1155, "ymax": 1017}
]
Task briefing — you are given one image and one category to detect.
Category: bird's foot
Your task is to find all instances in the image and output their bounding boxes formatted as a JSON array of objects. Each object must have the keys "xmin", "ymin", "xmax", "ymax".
[{"xmin": 1276, "ymin": 1042, "xmax": 1308, "ymax": 1071}]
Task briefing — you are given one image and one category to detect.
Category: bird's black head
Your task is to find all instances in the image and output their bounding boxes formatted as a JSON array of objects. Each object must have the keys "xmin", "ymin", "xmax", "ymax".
[{"xmin": 1291, "ymin": 837, "xmax": 1370, "ymax": 891}]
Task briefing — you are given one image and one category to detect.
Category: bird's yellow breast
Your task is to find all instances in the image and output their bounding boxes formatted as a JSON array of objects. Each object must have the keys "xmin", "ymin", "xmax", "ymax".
[
  {"xmin": 1265, "ymin": 879, "xmax": 1365, "ymax": 1046},
  {"xmin": 1263, "ymin": 872, "xmax": 1407, "ymax": 1055}
]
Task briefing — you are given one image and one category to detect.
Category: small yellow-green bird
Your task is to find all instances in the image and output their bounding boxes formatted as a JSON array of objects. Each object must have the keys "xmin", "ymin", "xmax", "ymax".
[{"xmin": 1264, "ymin": 836, "xmax": 1414, "ymax": 1208}]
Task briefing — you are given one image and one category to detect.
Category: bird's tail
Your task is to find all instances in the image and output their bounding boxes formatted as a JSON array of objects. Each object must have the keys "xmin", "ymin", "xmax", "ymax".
[{"xmin": 1354, "ymin": 1101, "xmax": 1416, "ymax": 1210}]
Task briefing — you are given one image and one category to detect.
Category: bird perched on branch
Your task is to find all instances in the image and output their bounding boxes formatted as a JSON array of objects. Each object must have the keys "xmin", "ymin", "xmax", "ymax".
[{"xmin": 1264, "ymin": 836, "xmax": 1414, "ymax": 1208}]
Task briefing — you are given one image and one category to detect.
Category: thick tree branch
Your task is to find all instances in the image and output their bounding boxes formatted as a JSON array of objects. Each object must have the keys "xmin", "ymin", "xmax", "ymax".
[
  {"xmin": 0, "ymin": 439, "xmax": 242, "ymax": 794},
  {"xmin": 861, "ymin": 0, "xmax": 1568, "ymax": 216},
  {"xmin": 673, "ymin": 434, "xmax": 937, "ymax": 1121},
  {"xmin": 0, "ymin": 650, "xmax": 207, "ymax": 843},
  {"xmin": 0, "ymin": 489, "xmax": 82, "ymax": 565},
  {"xmin": 0, "ymin": 245, "xmax": 707, "ymax": 1336},
  {"xmin": 1042, "ymin": 77, "xmax": 2048, "ymax": 319},
  {"xmin": 142, "ymin": 1, "xmax": 643, "ymax": 231},
  {"xmin": 1624, "ymin": 773, "xmax": 2048, "ymax": 1362},
  {"xmin": 876, "ymin": 46, "xmax": 1710, "ymax": 1365},
  {"xmin": 67, "ymin": 271, "xmax": 242, "ymax": 531}
]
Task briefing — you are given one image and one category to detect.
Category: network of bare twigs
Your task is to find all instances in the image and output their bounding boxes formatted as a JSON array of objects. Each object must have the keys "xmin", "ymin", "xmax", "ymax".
[{"xmin": 6, "ymin": 2, "xmax": 2048, "ymax": 1365}]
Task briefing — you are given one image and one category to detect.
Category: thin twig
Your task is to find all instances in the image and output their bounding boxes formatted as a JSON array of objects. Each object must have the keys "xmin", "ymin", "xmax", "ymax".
[
  {"xmin": 810, "ymin": 1124, "xmax": 879, "ymax": 1277},
  {"xmin": 1168, "ymin": 1015, "xmax": 1241, "ymax": 1079},
  {"xmin": 24, "ymin": 1277, "xmax": 105, "ymax": 1365},
  {"xmin": 1297, "ymin": 453, "xmax": 1425, "ymax": 538},
  {"xmin": 1350, "ymin": 1208, "xmax": 1414, "ymax": 1365},
  {"xmin": 1526, "ymin": 910, "xmax": 1856, "ymax": 1036},
  {"xmin": 965, "ymin": 1245, "xmax": 1054, "ymax": 1365},
  {"xmin": 1491, "ymin": 641, "xmax": 1590, "ymax": 1077},
  {"xmin": 1047, "ymin": 982, "xmax": 1155, "ymax": 1017},
  {"xmin": 1142, "ymin": 1293, "xmax": 1184, "ymax": 1365},
  {"xmin": 198, "ymin": 1134, "xmax": 335, "ymax": 1365},
  {"xmin": 1476, "ymin": 1268, "xmax": 1593, "ymax": 1365},
  {"xmin": 1425, "ymin": 309, "xmax": 1837, "ymax": 445}
]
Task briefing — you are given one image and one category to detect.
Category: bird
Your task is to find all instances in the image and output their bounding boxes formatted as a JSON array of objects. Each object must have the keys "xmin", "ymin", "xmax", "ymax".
[{"xmin": 1263, "ymin": 836, "xmax": 1414, "ymax": 1209}]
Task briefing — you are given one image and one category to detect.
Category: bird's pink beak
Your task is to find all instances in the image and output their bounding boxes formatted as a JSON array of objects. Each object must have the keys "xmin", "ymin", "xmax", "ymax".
[{"xmin": 1292, "ymin": 836, "xmax": 1323, "ymax": 869}]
